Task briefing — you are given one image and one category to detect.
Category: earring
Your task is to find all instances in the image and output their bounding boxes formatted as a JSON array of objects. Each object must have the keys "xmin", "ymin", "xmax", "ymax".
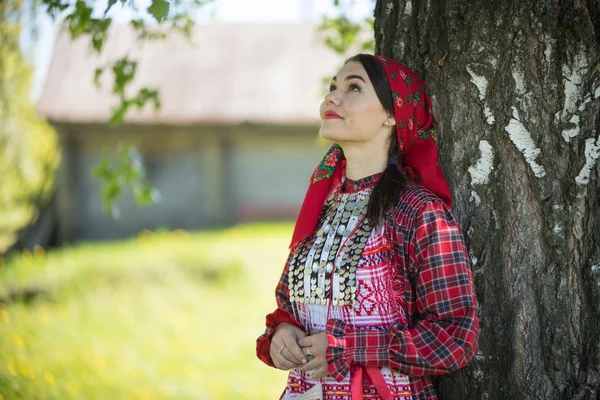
[{"xmin": 383, "ymin": 121, "xmax": 390, "ymax": 127}]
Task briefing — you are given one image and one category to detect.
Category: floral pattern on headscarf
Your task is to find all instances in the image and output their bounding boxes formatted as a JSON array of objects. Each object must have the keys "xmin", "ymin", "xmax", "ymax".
[
  {"xmin": 313, "ymin": 144, "xmax": 343, "ymax": 183},
  {"xmin": 373, "ymin": 55, "xmax": 451, "ymax": 206}
]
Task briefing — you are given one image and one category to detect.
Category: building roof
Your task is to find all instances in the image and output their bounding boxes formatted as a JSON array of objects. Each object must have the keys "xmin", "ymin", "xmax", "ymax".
[{"xmin": 37, "ymin": 23, "xmax": 345, "ymax": 125}]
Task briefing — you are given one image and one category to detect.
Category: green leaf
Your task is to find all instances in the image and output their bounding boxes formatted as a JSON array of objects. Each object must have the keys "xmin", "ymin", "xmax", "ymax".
[
  {"xmin": 102, "ymin": 179, "xmax": 121, "ymax": 203},
  {"xmin": 111, "ymin": 58, "xmax": 137, "ymax": 96},
  {"xmin": 91, "ymin": 157, "xmax": 114, "ymax": 180},
  {"xmin": 134, "ymin": 182, "xmax": 161, "ymax": 206},
  {"xmin": 93, "ymin": 67, "xmax": 104, "ymax": 89},
  {"xmin": 43, "ymin": 0, "xmax": 70, "ymax": 18},
  {"xmin": 147, "ymin": 0, "xmax": 170, "ymax": 23},
  {"xmin": 104, "ymin": 0, "xmax": 119, "ymax": 16},
  {"xmin": 109, "ymin": 102, "xmax": 129, "ymax": 125}
]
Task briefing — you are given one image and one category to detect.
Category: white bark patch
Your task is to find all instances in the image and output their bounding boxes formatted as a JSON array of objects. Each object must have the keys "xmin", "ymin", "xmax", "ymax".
[
  {"xmin": 466, "ymin": 65, "xmax": 488, "ymax": 100},
  {"xmin": 594, "ymin": 86, "xmax": 600, "ymax": 99},
  {"xmin": 403, "ymin": 0, "xmax": 412, "ymax": 15},
  {"xmin": 562, "ymin": 114, "xmax": 581, "ymax": 142},
  {"xmin": 512, "ymin": 70, "xmax": 526, "ymax": 95},
  {"xmin": 466, "ymin": 65, "xmax": 496, "ymax": 125},
  {"xmin": 578, "ymin": 96, "xmax": 591, "ymax": 112},
  {"xmin": 544, "ymin": 44, "xmax": 552, "ymax": 62},
  {"xmin": 385, "ymin": 2, "xmax": 394, "ymax": 16},
  {"xmin": 468, "ymin": 140, "xmax": 494, "ymax": 185},
  {"xmin": 505, "ymin": 106, "xmax": 546, "ymax": 178},
  {"xmin": 470, "ymin": 190, "xmax": 481, "ymax": 205},
  {"xmin": 484, "ymin": 106, "xmax": 495, "ymax": 124},
  {"xmin": 575, "ymin": 137, "xmax": 600, "ymax": 185},
  {"xmin": 561, "ymin": 52, "xmax": 588, "ymax": 142}
]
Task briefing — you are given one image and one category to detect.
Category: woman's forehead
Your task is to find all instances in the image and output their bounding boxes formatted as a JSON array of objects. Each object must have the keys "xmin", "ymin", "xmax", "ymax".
[{"xmin": 333, "ymin": 61, "xmax": 368, "ymax": 80}]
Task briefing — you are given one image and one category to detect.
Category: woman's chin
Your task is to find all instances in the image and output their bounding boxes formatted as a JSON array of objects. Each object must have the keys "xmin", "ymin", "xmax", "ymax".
[{"xmin": 319, "ymin": 128, "xmax": 345, "ymax": 142}]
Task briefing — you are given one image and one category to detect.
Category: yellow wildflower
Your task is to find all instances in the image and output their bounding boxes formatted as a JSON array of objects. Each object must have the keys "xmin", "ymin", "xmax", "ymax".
[
  {"xmin": 33, "ymin": 245, "xmax": 45, "ymax": 262},
  {"xmin": 17, "ymin": 362, "xmax": 30, "ymax": 378},
  {"xmin": 13, "ymin": 334, "xmax": 25, "ymax": 350},
  {"xmin": 44, "ymin": 371, "xmax": 55, "ymax": 386},
  {"xmin": 67, "ymin": 382, "xmax": 78, "ymax": 394},
  {"xmin": 0, "ymin": 308, "xmax": 9, "ymax": 323},
  {"xmin": 6, "ymin": 359, "xmax": 17, "ymax": 376},
  {"xmin": 22, "ymin": 249, "xmax": 32, "ymax": 262}
]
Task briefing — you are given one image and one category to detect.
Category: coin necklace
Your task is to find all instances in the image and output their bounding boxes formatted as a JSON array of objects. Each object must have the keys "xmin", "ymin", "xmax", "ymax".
[{"xmin": 288, "ymin": 188, "xmax": 373, "ymax": 307}]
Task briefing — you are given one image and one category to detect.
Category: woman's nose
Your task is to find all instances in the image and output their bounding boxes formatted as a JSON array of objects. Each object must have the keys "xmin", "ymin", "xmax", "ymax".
[{"xmin": 324, "ymin": 91, "xmax": 341, "ymax": 106}]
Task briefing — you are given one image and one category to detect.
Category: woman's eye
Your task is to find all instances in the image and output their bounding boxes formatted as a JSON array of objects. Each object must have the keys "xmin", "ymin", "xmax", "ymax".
[{"xmin": 328, "ymin": 84, "xmax": 360, "ymax": 92}]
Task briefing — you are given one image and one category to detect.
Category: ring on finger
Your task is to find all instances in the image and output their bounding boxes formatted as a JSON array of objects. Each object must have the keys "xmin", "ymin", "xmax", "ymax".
[
  {"xmin": 306, "ymin": 348, "xmax": 313, "ymax": 358},
  {"xmin": 277, "ymin": 344, "xmax": 286, "ymax": 354}
]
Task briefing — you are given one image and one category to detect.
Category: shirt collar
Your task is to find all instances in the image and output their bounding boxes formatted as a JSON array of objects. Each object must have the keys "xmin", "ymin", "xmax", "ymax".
[{"xmin": 341, "ymin": 172, "xmax": 383, "ymax": 193}]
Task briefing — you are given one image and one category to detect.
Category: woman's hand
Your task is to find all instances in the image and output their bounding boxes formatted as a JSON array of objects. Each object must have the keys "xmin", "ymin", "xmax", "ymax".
[
  {"xmin": 298, "ymin": 332, "xmax": 329, "ymax": 379},
  {"xmin": 270, "ymin": 322, "xmax": 308, "ymax": 370}
]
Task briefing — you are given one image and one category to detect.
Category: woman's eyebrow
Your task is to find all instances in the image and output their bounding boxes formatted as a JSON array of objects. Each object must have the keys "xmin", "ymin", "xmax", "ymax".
[{"xmin": 331, "ymin": 75, "xmax": 366, "ymax": 83}]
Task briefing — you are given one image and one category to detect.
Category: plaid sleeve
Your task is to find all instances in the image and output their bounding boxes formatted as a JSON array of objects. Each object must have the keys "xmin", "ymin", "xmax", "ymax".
[
  {"xmin": 325, "ymin": 200, "xmax": 479, "ymax": 379},
  {"xmin": 256, "ymin": 251, "xmax": 306, "ymax": 367}
]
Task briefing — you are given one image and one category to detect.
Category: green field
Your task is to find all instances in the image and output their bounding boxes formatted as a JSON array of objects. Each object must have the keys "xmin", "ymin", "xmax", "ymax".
[{"xmin": 0, "ymin": 223, "xmax": 293, "ymax": 399}]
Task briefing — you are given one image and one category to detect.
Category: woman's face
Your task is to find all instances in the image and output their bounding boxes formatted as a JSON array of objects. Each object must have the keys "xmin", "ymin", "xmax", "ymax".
[{"xmin": 319, "ymin": 61, "xmax": 392, "ymax": 145}]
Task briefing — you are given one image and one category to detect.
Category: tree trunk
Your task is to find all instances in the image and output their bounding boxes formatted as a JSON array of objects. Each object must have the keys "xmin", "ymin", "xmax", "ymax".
[{"xmin": 373, "ymin": 1, "xmax": 600, "ymax": 399}]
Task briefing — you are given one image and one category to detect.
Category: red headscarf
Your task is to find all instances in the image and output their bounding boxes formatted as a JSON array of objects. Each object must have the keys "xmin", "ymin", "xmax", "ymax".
[{"xmin": 290, "ymin": 55, "xmax": 452, "ymax": 249}]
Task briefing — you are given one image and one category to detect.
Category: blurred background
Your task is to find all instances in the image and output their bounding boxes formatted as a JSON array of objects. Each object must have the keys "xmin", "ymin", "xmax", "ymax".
[{"xmin": 0, "ymin": 0, "xmax": 374, "ymax": 398}]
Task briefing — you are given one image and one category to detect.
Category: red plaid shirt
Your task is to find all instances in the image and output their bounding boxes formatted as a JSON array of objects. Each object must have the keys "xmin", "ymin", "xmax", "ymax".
[{"xmin": 257, "ymin": 182, "xmax": 479, "ymax": 399}]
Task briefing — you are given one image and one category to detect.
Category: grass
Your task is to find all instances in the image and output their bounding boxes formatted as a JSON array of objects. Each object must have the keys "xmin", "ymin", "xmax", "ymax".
[{"xmin": 0, "ymin": 223, "xmax": 294, "ymax": 400}]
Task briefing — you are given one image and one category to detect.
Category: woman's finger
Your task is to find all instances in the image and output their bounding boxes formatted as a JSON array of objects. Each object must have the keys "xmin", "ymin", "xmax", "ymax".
[
  {"xmin": 273, "ymin": 354, "xmax": 298, "ymax": 370},
  {"xmin": 297, "ymin": 336, "xmax": 312, "ymax": 348},
  {"xmin": 271, "ymin": 343, "xmax": 299, "ymax": 370},
  {"xmin": 301, "ymin": 356, "xmax": 323, "ymax": 373},
  {"xmin": 281, "ymin": 346, "xmax": 306, "ymax": 366},
  {"xmin": 282, "ymin": 336, "xmax": 307, "ymax": 365}
]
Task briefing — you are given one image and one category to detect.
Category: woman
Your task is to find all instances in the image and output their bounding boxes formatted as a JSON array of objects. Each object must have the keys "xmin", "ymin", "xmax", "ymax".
[{"xmin": 256, "ymin": 53, "xmax": 479, "ymax": 400}]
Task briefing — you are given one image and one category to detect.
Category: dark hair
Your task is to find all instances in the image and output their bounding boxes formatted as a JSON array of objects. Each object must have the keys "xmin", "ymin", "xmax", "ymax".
[{"xmin": 345, "ymin": 53, "xmax": 410, "ymax": 225}]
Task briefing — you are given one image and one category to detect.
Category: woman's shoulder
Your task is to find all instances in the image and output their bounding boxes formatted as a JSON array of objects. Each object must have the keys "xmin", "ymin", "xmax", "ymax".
[
  {"xmin": 382, "ymin": 183, "xmax": 453, "ymax": 232},
  {"xmin": 396, "ymin": 183, "xmax": 448, "ymax": 214}
]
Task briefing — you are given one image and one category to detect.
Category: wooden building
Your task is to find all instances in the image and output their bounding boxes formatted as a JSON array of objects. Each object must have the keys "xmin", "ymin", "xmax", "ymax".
[{"xmin": 38, "ymin": 23, "xmax": 342, "ymax": 241}]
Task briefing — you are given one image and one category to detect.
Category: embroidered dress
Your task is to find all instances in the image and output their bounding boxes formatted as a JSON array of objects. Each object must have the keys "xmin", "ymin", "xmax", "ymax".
[{"xmin": 257, "ymin": 174, "xmax": 479, "ymax": 400}]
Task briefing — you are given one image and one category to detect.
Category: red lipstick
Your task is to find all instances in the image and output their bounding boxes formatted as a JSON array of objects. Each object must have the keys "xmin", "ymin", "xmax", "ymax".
[{"xmin": 323, "ymin": 110, "xmax": 343, "ymax": 120}]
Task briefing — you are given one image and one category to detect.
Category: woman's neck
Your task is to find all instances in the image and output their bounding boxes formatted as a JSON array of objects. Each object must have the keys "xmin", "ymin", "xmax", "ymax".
[{"xmin": 341, "ymin": 142, "xmax": 388, "ymax": 181}]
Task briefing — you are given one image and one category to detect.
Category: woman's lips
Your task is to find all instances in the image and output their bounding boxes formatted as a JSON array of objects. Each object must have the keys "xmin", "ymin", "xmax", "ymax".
[{"xmin": 323, "ymin": 111, "xmax": 343, "ymax": 119}]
